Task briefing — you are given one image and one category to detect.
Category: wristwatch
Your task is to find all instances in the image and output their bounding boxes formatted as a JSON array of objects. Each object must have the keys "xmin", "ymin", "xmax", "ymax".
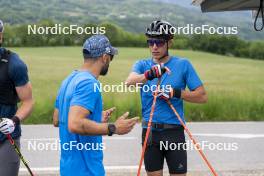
[{"xmin": 108, "ymin": 124, "xmax": 116, "ymax": 136}]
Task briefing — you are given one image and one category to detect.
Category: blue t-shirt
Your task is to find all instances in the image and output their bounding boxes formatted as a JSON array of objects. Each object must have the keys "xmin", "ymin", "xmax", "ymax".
[
  {"xmin": 55, "ymin": 70, "xmax": 104, "ymax": 176},
  {"xmin": 0, "ymin": 48, "xmax": 29, "ymax": 142},
  {"xmin": 132, "ymin": 56, "xmax": 203, "ymax": 125}
]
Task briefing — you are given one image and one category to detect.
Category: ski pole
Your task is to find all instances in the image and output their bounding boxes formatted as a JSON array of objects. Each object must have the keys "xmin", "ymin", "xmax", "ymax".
[
  {"xmin": 166, "ymin": 100, "xmax": 218, "ymax": 176},
  {"xmin": 137, "ymin": 77, "xmax": 161, "ymax": 176},
  {"xmin": 0, "ymin": 118, "xmax": 35, "ymax": 176}
]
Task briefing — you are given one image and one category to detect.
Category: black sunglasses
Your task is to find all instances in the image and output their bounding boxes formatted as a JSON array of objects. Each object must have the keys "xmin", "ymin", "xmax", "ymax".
[
  {"xmin": 108, "ymin": 54, "xmax": 114, "ymax": 61},
  {"xmin": 147, "ymin": 39, "xmax": 166, "ymax": 47}
]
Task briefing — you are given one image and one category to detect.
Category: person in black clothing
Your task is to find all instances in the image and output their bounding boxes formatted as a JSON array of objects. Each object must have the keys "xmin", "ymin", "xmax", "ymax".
[{"xmin": 0, "ymin": 19, "xmax": 34, "ymax": 176}]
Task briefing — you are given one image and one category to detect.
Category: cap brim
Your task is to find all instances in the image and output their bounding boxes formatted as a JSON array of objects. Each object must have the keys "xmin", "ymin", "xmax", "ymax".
[{"xmin": 110, "ymin": 47, "xmax": 118, "ymax": 55}]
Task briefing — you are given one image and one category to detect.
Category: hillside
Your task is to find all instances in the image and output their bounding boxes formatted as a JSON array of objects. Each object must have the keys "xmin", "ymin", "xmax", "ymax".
[{"xmin": 0, "ymin": 0, "xmax": 262, "ymax": 40}]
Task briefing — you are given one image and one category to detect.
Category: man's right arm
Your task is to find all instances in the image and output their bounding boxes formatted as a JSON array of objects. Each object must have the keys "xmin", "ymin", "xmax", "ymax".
[
  {"xmin": 125, "ymin": 63, "xmax": 166, "ymax": 86},
  {"xmin": 68, "ymin": 105, "xmax": 139, "ymax": 136},
  {"xmin": 125, "ymin": 60, "xmax": 147, "ymax": 86},
  {"xmin": 125, "ymin": 72, "xmax": 147, "ymax": 86},
  {"xmin": 68, "ymin": 105, "xmax": 108, "ymax": 135},
  {"xmin": 53, "ymin": 108, "xmax": 59, "ymax": 127}
]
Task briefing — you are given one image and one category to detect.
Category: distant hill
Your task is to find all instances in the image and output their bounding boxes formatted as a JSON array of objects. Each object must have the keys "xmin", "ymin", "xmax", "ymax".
[
  {"xmin": 156, "ymin": 0, "xmax": 195, "ymax": 8},
  {"xmin": 0, "ymin": 0, "xmax": 262, "ymax": 40}
]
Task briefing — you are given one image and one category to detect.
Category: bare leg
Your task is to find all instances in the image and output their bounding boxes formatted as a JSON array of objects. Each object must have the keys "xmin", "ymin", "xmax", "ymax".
[{"xmin": 147, "ymin": 170, "xmax": 163, "ymax": 176}]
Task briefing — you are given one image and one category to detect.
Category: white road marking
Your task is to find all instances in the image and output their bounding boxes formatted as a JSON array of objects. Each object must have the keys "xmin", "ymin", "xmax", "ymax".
[
  {"xmin": 21, "ymin": 138, "xmax": 58, "ymax": 141},
  {"xmin": 104, "ymin": 137, "xmax": 137, "ymax": 140},
  {"xmin": 193, "ymin": 133, "xmax": 264, "ymax": 139},
  {"xmin": 21, "ymin": 137, "xmax": 137, "ymax": 141},
  {"xmin": 20, "ymin": 166, "xmax": 144, "ymax": 172},
  {"xmin": 20, "ymin": 167, "xmax": 58, "ymax": 172},
  {"xmin": 21, "ymin": 133, "xmax": 264, "ymax": 142},
  {"xmin": 105, "ymin": 166, "xmax": 144, "ymax": 170}
]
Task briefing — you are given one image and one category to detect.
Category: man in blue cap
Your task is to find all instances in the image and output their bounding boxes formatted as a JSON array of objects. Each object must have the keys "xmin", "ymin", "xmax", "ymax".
[
  {"xmin": 53, "ymin": 34, "xmax": 139, "ymax": 176},
  {"xmin": 0, "ymin": 20, "xmax": 34, "ymax": 176}
]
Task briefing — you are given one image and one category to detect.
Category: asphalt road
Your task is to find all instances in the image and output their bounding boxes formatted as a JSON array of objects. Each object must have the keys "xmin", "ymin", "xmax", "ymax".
[{"xmin": 18, "ymin": 122, "xmax": 264, "ymax": 176}]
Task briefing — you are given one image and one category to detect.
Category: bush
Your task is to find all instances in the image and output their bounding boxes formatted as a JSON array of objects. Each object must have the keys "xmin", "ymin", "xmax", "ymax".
[{"xmin": 2, "ymin": 21, "xmax": 264, "ymax": 61}]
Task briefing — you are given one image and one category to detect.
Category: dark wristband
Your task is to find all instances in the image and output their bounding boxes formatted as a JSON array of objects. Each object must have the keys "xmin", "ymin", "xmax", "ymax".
[
  {"xmin": 108, "ymin": 123, "xmax": 116, "ymax": 136},
  {"xmin": 11, "ymin": 116, "xmax": 20, "ymax": 126},
  {"xmin": 173, "ymin": 89, "xmax": 182, "ymax": 99}
]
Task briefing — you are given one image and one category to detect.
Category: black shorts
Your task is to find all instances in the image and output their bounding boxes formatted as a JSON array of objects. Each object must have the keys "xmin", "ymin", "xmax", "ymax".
[{"xmin": 142, "ymin": 127, "xmax": 187, "ymax": 174}]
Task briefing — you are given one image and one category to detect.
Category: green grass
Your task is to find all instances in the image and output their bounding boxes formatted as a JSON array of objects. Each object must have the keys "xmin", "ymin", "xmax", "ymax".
[{"xmin": 9, "ymin": 47, "xmax": 264, "ymax": 124}]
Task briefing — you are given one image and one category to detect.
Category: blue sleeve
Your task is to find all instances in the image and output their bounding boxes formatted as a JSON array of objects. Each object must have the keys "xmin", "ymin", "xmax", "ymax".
[
  {"xmin": 8, "ymin": 54, "xmax": 29, "ymax": 87},
  {"xmin": 70, "ymin": 80, "xmax": 100, "ymax": 113},
  {"xmin": 184, "ymin": 60, "xmax": 203, "ymax": 91},
  {"xmin": 132, "ymin": 60, "xmax": 144, "ymax": 74},
  {"xmin": 55, "ymin": 95, "xmax": 59, "ymax": 109},
  {"xmin": 54, "ymin": 80, "xmax": 66, "ymax": 109}
]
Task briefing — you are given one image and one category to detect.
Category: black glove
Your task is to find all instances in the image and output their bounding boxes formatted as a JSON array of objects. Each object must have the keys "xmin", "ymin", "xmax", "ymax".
[
  {"xmin": 12, "ymin": 116, "xmax": 20, "ymax": 126},
  {"xmin": 155, "ymin": 88, "xmax": 182, "ymax": 101},
  {"xmin": 144, "ymin": 64, "xmax": 166, "ymax": 80}
]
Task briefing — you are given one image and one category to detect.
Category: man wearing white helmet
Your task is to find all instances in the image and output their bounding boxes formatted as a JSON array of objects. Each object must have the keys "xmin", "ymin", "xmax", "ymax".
[
  {"xmin": 126, "ymin": 20, "xmax": 207, "ymax": 176},
  {"xmin": 0, "ymin": 20, "xmax": 34, "ymax": 176}
]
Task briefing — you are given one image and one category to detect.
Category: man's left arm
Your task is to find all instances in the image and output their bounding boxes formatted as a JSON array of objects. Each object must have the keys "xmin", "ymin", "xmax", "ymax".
[
  {"xmin": 183, "ymin": 59, "xmax": 207, "ymax": 104},
  {"xmin": 181, "ymin": 86, "xmax": 207, "ymax": 104},
  {"xmin": 157, "ymin": 60, "xmax": 208, "ymax": 104},
  {"xmin": 15, "ymin": 82, "xmax": 34, "ymax": 121}
]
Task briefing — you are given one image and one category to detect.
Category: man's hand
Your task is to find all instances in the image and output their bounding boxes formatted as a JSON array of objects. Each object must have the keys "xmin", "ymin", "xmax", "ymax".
[
  {"xmin": 155, "ymin": 88, "xmax": 182, "ymax": 101},
  {"xmin": 102, "ymin": 107, "xmax": 116, "ymax": 123},
  {"xmin": 114, "ymin": 112, "xmax": 139, "ymax": 135},
  {"xmin": 0, "ymin": 118, "xmax": 16, "ymax": 135},
  {"xmin": 144, "ymin": 64, "xmax": 166, "ymax": 80}
]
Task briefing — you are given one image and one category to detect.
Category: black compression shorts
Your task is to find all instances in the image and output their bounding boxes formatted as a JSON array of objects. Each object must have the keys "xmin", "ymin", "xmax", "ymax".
[{"xmin": 142, "ymin": 128, "xmax": 187, "ymax": 174}]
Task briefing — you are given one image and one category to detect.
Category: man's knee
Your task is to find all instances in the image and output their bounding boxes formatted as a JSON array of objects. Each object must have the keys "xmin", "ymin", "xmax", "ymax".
[
  {"xmin": 170, "ymin": 174, "xmax": 186, "ymax": 176},
  {"xmin": 147, "ymin": 169, "xmax": 163, "ymax": 176}
]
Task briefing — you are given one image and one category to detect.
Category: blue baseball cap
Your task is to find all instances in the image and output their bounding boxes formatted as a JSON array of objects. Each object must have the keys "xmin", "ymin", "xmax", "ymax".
[
  {"xmin": 83, "ymin": 34, "xmax": 118, "ymax": 58},
  {"xmin": 0, "ymin": 20, "xmax": 4, "ymax": 33}
]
